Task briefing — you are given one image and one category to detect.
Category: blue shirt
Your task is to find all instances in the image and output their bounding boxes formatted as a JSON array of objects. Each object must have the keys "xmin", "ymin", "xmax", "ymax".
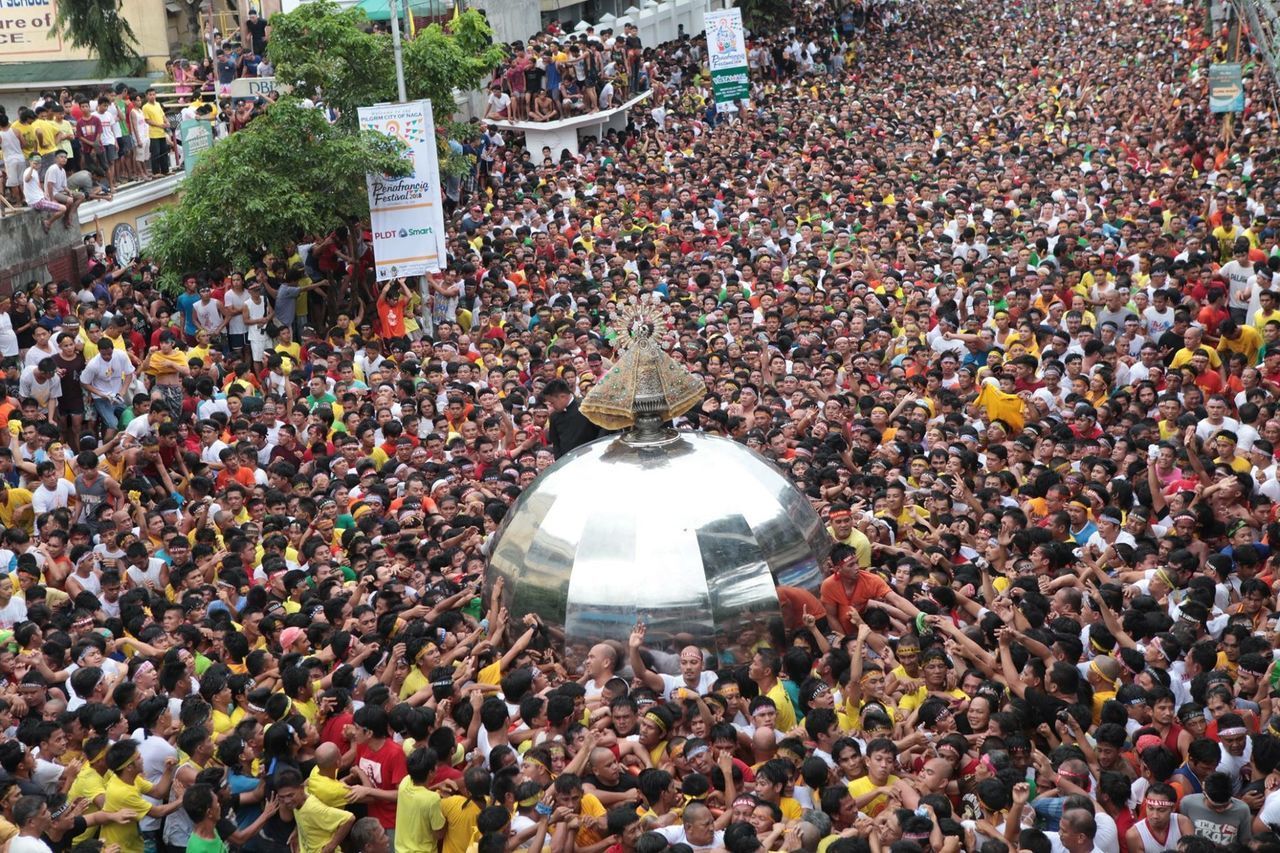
[{"xmin": 176, "ymin": 292, "xmax": 200, "ymax": 336}]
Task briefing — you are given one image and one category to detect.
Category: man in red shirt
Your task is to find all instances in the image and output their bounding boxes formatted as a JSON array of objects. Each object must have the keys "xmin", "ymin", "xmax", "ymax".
[
  {"xmin": 351, "ymin": 703, "xmax": 408, "ymax": 837},
  {"xmin": 74, "ymin": 101, "xmax": 103, "ymax": 175}
]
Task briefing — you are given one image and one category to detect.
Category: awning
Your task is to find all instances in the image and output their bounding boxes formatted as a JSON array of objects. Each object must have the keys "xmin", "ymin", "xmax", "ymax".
[
  {"xmin": 0, "ymin": 60, "xmax": 153, "ymax": 92},
  {"xmin": 354, "ymin": 0, "xmax": 450, "ymax": 21}
]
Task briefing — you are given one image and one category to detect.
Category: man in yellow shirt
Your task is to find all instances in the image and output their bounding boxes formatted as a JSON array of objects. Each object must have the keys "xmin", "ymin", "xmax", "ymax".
[
  {"xmin": 67, "ymin": 734, "xmax": 111, "ymax": 844},
  {"xmin": 1218, "ymin": 319, "xmax": 1263, "ymax": 364},
  {"xmin": 140, "ymin": 89, "xmax": 171, "ymax": 175},
  {"xmin": 1169, "ymin": 327, "xmax": 1222, "ymax": 371},
  {"xmin": 307, "ymin": 743, "xmax": 359, "ymax": 809},
  {"xmin": 847, "ymin": 738, "xmax": 900, "ymax": 817},
  {"xmin": 826, "ymin": 505, "xmax": 872, "ymax": 568},
  {"xmin": 0, "ymin": 483, "xmax": 33, "ymax": 531},
  {"xmin": 396, "ymin": 747, "xmax": 447, "ymax": 853},
  {"xmin": 277, "ymin": 767, "xmax": 355, "ymax": 853},
  {"xmin": 748, "ymin": 648, "xmax": 797, "ymax": 731},
  {"xmin": 101, "ymin": 740, "xmax": 184, "ymax": 853},
  {"xmin": 974, "ymin": 374, "xmax": 1026, "ymax": 431},
  {"xmin": 1214, "ymin": 430, "xmax": 1253, "ymax": 474},
  {"xmin": 1254, "ymin": 290, "xmax": 1280, "ymax": 332},
  {"xmin": 440, "ymin": 769, "xmax": 489, "ymax": 853},
  {"xmin": 30, "ymin": 103, "xmax": 61, "ymax": 166}
]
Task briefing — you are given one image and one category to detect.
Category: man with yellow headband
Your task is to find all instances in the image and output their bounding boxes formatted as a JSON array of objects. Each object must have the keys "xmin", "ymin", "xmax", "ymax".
[
  {"xmin": 636, "ymin": 704, "xmax": 675, "ymax": 766},
  {"xmin": 399, "ymin": 636, "xmax": 443, "ymax": 701},
  {"xmin": 101, "ymin": 740, "xmax": 184, "ymax": 853}
]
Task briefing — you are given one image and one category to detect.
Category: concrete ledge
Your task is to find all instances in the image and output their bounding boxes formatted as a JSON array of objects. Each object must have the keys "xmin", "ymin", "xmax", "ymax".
[
  {"xmin": 79, "ymin": 174, "xmax": 183, "ymax": 227},
  {"xmin": 489, "ymin": 90, "xmax": 652, "ymax": 159}
]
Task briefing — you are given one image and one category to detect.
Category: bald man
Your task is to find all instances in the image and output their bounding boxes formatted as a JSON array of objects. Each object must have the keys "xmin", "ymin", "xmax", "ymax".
[
  {"xmin": 582, "ymin": 746, "xmax": 642, "ymax": 807},
  {"xmin": 581, "ymin": 641, "xmax": 623, "ymax": 708},
  {"xmin": 307, "ymin": 742, "xmax": 358, "ymax": 808},
  {"xmin": 629, "ymin": 623, "xmax": 716, "ymax": 701},
  {"xmin": 654, "ymin": 802, "xmax": 724, "ymax": 852},
  {"xmin": 888, "ymin": 757, "xmax": 953, "ymax": 809}
]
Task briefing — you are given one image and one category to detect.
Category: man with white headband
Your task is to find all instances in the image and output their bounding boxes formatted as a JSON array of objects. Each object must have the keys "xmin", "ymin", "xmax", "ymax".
[{"xmin": 1126, "ymin": 782, "xmax": 1192, "ymax": 853}]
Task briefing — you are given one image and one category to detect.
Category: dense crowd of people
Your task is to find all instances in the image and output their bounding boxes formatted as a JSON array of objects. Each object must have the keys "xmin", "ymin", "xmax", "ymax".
[{"xmin": 0, "ymin": 0, "xmax": 1279, "ymax": 852}]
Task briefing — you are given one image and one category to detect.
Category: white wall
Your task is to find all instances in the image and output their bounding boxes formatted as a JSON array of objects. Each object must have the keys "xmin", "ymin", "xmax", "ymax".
[
  {"xmin": 601, "ymin": 0, "xmax": 712, "ymax": 47},
  {"xmin": 471, "ymin": 0, "xmax": 543, "ymax": 45}
]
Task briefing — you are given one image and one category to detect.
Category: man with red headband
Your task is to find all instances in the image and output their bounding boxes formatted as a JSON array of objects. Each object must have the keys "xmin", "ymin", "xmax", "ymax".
[{"xmin": 826, "ymin": 502, "xmax": 871, "ymax": 568}]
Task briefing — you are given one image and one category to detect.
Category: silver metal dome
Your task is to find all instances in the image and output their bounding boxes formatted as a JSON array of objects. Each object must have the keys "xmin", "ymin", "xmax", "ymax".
[{"xmin": 487, "ymin": 430, "xmax": 829, "ymax": 672}]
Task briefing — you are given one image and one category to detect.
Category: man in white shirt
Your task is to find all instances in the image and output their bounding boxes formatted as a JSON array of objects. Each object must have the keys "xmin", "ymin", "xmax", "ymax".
[
  {"xmin": 655, "ymin": 803, "xmax": 723, "ymax": 852},
  {"xmin": 18, "ymin": 359, "xmax": 61, "ymax": 421},
  {"xmin": 41, "ymin": 151, "xmax": 80, "ymax": 228},
  {"xmin": 79, "ymin": 338, "xmax": 135, "ymax": 438},
  {"xmin": 0, "ymin": 582, "xmax": 28, "ymax": 630},
  {"xmin": 31, "ymin": 462, "xmax": 74, "ymax": 514},
  {"xmin": 1220, "ymin": 241, "xmax": 1255, "ymax": 325}
]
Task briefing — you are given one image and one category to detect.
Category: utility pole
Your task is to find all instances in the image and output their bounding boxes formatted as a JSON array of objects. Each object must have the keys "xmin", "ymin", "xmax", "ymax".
[
  {"xmin": 1225, "ymin": 0, "xmax": 1241, "ymax": 141},
  {"xmin": 388, "ymin": 0, "xmax": 409, "ymax": 102}
]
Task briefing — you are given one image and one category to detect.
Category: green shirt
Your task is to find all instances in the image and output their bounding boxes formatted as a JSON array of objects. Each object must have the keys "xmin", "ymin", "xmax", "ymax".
[{"xmin": 187, "ymin": 833, "xmax": 228, "ymax": 853}]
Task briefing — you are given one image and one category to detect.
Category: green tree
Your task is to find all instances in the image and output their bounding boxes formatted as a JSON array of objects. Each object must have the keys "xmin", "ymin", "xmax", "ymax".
[
  {"xmin": 149, "ymin": 3, "xmax": 499, "ymax": 287},
  {"xmin": 148, "ymin": 99, "xmax": 409, "ymax": 287},
  {"xmin": 738, "ymin": 0, "xmax": 793, "ymax": 34},
  {"xmin": 52, "ymin": 0, "xmax": 143, "ymax": 74},
  {"xmin": 267, "ymin": 1, "xmax": 504, "ymax": 127},
  {"xmin": 265, "ymin": 1, "xmax": 396, "ymax": 127}
]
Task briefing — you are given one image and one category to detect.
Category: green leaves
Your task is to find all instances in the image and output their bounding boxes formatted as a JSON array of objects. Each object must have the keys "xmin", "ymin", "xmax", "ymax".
[
  {"xmin": 738, "ymin": 0, "xmax": 794, "ymax": 35},
  {"xmin": 267, "ymin": 1, "xmax": 502, "ymax": 126},
  {"xmin": 52, "ymin": 0, "xmax": 144, "ymax": 74},
  {"xmin": 150, "ymin": 3, "xmax": 502, "ymax": 283},
  {"xmin": 148, "ymin": 99, "xmax": 409, "ymax": 289},
  {"xmin": 402, "ymin": 19, "xmax": 507, "ymax": 114},
  {"xmin": 267, "ymin": 1, "xmax": 396, "ymax": 128}
]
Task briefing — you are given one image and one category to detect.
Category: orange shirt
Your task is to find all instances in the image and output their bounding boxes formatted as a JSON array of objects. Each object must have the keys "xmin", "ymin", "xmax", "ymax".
[
  {"xmin": 216, "ymin": 466, "xmax": 257, "ymax": 491},
  {"xmin": 776, "ymin": 585, "xmax": 824, "ymax": 631},
  {"xmin": 820, "ymin": 572, "xmax": 890, "ymax": 635}
]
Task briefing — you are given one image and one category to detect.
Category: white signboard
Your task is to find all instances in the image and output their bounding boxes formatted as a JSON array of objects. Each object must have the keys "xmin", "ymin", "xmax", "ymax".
[
  {"xmin": 136, "ymin": 211, "xmax": 161, "ymax": 250},
  {"xmin": 229, "ymin": 76, "xmax": 282, "ymax": 99},
  {"xmin": 705, "ymin": 8, "xmax": 749, "ymax": 106},
  {"xmin": 357, "ymin": 99, "xmax": 448, "ymax": 280}
]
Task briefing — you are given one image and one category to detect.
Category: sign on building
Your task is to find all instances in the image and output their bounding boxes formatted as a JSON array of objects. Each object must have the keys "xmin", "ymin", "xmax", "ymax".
[
  {"xmin": 229, "ymin": 77, "xmax": 283, "ymax": 100},
  {"xmin": 357, "ymin": 99, "xmax": 448, "ymax": 280}
]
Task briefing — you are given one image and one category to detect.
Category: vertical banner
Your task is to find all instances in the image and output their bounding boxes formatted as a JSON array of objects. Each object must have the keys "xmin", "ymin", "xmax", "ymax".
[
  {"xmin": 357, "ymin": 99, "xmax": 449, "ymax": 280},
  {"xmin": 1209, "ymin": 63, "xmax": 1245, "ymax": 113},
  {"xmin": 705, "ymin": 8, "xmax": 749, "ymax": 106},
  {"xmin": 179, "ymin": 120, "xmax": 215, "ymax": 176}
]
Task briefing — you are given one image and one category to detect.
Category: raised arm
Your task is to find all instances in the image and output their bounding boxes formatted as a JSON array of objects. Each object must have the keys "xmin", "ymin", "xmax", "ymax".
[{"xmin": 627, "ymin": 623, "xmax": 667, "ymax": 694}]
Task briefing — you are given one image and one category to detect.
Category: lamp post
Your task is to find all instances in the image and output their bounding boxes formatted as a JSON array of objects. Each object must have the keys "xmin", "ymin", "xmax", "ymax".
[{"xmin": 388, "ymin": 0, "xmax": 409, "ymax": 102}]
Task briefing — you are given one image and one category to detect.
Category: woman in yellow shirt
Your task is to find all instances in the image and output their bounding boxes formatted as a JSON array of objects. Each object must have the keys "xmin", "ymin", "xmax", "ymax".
[{"xmin": 441, "ymin": 771, "xmax": 489, "ymax": 853}]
